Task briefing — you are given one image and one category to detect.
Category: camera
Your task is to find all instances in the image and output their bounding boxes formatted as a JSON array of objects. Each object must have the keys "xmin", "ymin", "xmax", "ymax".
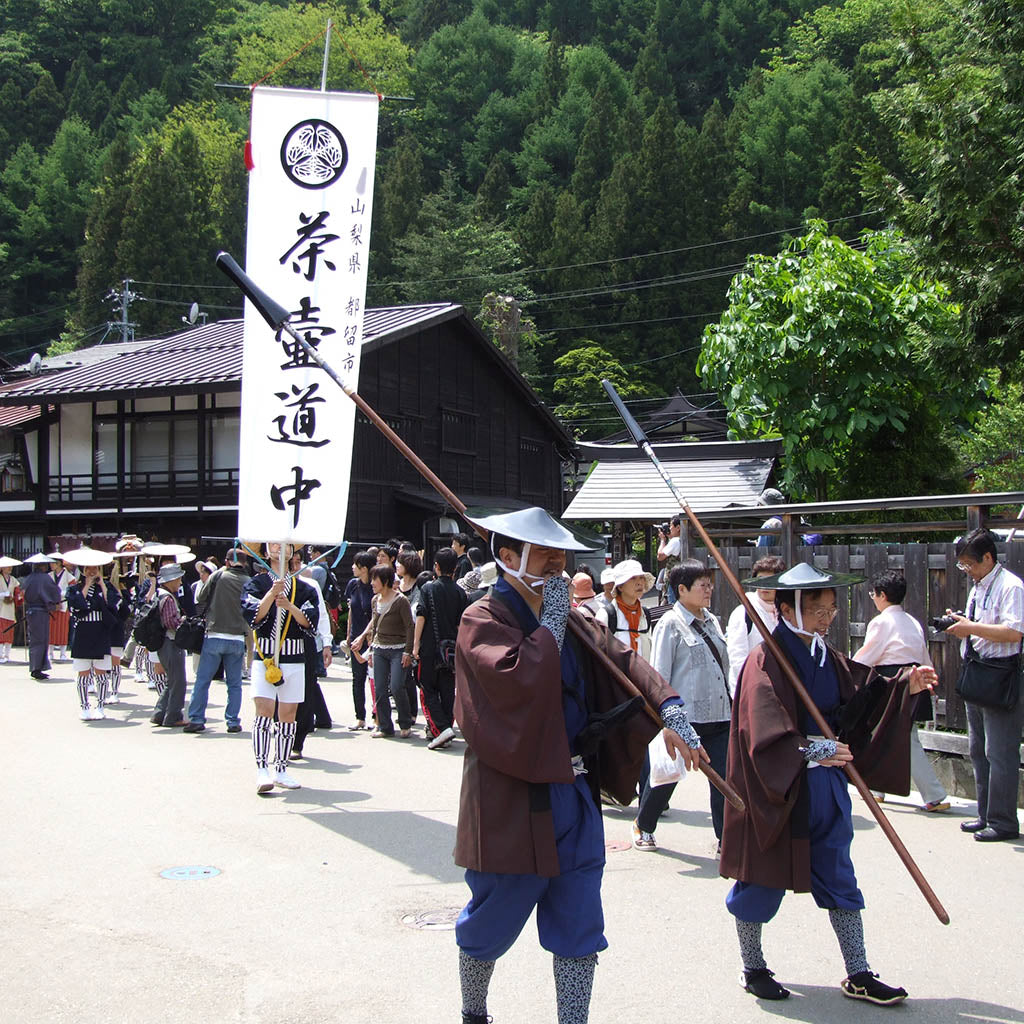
[
  {"xmin": 930, "ymin": 612, "xmax": 963, "ymax": 631},
  {"xmin": 657, "ymin": 522, "xmax": 670, "ymax": 536}
]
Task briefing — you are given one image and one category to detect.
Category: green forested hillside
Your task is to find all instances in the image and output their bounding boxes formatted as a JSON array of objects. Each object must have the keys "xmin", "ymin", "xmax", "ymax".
[{"xmin": 1, "ymin": 0, "xmax": 1021, "ymax": 494}]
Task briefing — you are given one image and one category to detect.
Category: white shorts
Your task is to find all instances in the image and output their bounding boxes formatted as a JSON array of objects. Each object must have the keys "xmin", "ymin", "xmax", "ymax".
[
  {"xmin": 250, "ymin": 659, "xmax": 305, "ymax": 703},
  {"xmin": 74, "ymin": 656, "xmax": 112, "ymax": 673},
  {"xmin": 110, "ymin": 647, "xmax": 124, "ymax": 659}
]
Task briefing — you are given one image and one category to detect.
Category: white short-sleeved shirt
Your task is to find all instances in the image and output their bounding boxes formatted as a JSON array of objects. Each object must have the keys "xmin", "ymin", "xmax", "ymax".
[{"xmin": 963, "ymin": 563, "xmax": 1024, "ymax": 659}]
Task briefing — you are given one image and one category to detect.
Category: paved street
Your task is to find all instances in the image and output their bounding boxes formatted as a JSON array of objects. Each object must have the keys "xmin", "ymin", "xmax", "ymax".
[{"xmin": 2, "ymin": 652, "xmax": 1023, "ymax": 1024}]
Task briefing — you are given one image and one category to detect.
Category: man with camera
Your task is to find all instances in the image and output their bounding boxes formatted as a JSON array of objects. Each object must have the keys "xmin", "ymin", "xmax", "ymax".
[
  {"xmin": 943, "ymin": 528, "xmax": 1024, "ymax": 842},
  {"xmin": 656, "ymin": 516, "xmax": 681, "ymax": 603}
]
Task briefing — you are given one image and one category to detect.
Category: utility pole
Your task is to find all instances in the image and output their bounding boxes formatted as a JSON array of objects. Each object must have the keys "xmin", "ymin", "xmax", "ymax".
[{"xmin": 105, "ymin": 279, "xmax": 137, "ymax": 344}]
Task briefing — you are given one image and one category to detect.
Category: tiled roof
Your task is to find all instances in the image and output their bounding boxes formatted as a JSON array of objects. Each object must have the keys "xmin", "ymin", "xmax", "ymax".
[
  {"xmin": 562, "ymin": 455, "xmax": 775, "ymax": 520},
  {"xmin": 0, "ymin": 305, "xmax": 462, "ymax": 404}
]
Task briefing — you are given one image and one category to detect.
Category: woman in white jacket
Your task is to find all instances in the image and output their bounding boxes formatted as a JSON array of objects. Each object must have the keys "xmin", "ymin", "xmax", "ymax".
[
  {"xmin": 594, "ymin": 559, "xmax": 655, "ymax": 661},
  {"xmin": 632, "ymin": 559, "xmax": 731, "ymax": 852}
]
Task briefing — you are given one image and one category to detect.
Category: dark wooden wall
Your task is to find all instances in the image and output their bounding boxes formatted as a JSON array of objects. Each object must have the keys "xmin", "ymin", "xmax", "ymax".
[
  {"xmin": 347, "ymin": 319, "xmax": 564, "ymax": 543},
  {"xmin": 698, "ymin": 542, "xmax": 1024, "ymax": 732}
]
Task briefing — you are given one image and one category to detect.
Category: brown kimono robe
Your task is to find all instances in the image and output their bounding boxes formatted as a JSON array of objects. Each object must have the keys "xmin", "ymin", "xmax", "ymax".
[
  {"xmin": 454, "ymin": 592, "xmax": 676, "ymax": 878},
  {"xmin": 719, "ymin": 635, "xmax": 916, "ymax": 893}
]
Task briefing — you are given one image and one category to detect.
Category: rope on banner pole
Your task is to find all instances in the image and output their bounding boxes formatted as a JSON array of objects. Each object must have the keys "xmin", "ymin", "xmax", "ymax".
[{"xmin": 250, "ymin": 26, "xmax": 330, "ymax": 90}]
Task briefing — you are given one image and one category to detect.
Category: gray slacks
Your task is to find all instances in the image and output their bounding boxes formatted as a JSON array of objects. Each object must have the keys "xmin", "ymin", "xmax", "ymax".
[
  {"xmin": 966, "ymin": 698, "xmax": 1024, "ymax": 834},
  {"xmin": 153, "ymin": 638, "xmax": 187, "ymax": 726}
]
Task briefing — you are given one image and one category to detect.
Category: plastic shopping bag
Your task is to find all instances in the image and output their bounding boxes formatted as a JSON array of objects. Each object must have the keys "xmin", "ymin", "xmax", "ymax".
[{"xmin": 648, "ymin": 729, "xmax": 688, "ymax": 788}]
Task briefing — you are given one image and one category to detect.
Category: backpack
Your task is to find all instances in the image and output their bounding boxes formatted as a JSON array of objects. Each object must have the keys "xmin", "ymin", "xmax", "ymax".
[
  {"xmin": 132, "ymin": 600, "xmax": 166, "ymax": 652},
  {"xmin": 322, "ymin": 568, "xmax": 343, "ymax": 610}
]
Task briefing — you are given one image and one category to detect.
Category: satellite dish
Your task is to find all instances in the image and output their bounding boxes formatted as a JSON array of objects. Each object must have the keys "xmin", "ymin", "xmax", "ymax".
[
  {"xmin": 187, "ymin": 302, "xmax": 200, "ymax": 324},
  {"xmin": 28, "ymin": 353, "xmax": 42, "ymax": 375}
]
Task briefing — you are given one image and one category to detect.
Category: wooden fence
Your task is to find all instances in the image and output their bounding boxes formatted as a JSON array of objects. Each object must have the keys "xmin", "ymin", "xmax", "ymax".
[{"xmin": 696, "ymin": 542, "xmax": 1024, "ymax": 732}]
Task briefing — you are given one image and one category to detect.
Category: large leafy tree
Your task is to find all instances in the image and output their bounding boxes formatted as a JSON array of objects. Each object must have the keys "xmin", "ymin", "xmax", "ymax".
[
  {"xmin": 864, "ymin": 0, "xmax": 1024, "ymax": 369},
  {"xmin": 698, "ymin": 221, "xmax": 978, "ymax": 499},
  {"xmin": 552, "ymin": 342, "xmax": 648, "ymax": 438}
]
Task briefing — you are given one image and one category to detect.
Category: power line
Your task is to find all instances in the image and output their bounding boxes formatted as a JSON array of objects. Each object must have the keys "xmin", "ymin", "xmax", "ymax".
[{"xmin": 365, "ymin": 209, "xmax": 884, "ymax": 289}]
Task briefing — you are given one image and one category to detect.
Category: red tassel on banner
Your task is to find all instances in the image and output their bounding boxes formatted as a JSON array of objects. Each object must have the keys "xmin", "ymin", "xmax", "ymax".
[{"xmin": 244, "ymin": 140, "xmax": 255, "ymax": 171}]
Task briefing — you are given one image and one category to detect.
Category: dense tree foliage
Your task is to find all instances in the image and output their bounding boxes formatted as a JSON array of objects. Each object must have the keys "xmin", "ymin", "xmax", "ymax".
[
  {"xmin": 0, "ymin": 0, "xmax": 1019, "ymax": 495},
  {"xmin": 699, "ymin": 222, "xmax": 977, "ymax": 499}
]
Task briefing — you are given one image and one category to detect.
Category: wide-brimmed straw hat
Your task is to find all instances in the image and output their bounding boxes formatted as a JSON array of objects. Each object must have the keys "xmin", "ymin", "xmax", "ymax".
[{"xmin": 61, "ymin": 546, "xmax": 114, "ymax": 568}]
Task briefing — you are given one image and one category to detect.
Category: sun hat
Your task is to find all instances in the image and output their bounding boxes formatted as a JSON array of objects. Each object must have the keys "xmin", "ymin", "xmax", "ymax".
[{"xmin": 611, "ymin": 559, "xmax": 656, "ymax": 594}]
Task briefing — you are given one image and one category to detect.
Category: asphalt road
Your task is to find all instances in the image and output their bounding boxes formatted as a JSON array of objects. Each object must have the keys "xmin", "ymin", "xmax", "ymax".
[{"xmin": 2, "ymin": 652, "xmax": 1022, "ymax": 1024}]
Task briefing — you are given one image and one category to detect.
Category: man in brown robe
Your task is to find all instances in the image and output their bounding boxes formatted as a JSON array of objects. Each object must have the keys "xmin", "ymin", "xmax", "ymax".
[
  {"xmin": 719, "ymin": 563, "xmax": 936, "ymax": 1007},
  {"xmin": 452, "ymin": 507, "xmax": 706, "ymax": 1024}
]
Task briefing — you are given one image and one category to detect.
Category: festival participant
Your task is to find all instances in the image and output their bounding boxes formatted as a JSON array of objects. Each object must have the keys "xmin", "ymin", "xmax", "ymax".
[
  {"xmin": 452, "ymin": 506, "xmax": 707, "ymax": 1024},
  {"xmin": 184, "ymin": 548, "xmax": 250, "ymax": 734},
  {"xmin": 66, "ymin": 558, "xmax": 119, "ymax": 721},
  {"xmin": 452, "ymin": 533, "xmax": 473, "ymax": 580},
  {"xmin": 149, "ymin": 564, "xmax": 188, "ymax": 728},
  {"xmin": 23, "ymin": 557, "xmax": 61, "ymax": 679},
  {"xmin": 0, "ymin": 560, "xmax": 21, "ymax": 662},
  {"xmin": 242, "ymin": 542, "xmax": 319, "ymax": 793},
  {"xmin": 292, "ymin": 561, "xmax": 333, "ymax": 759},
  {"xmin": 359, "ymin": 565, "xmax": 415, "ymax": 739},
  {"xmin": 413, "ymin": 546, "xmax": 468, "ymax": 749},
  {"xmin": 105, "ymin": 556, "xmax": 134, "ymax": 704},
  {"xmin": 594, "ymin": 559, "xmax": 655, "ymax": 660},
  {"xmin": 725, "ymin": 555, "xmax": 783, "ymax": 696},
  {"xmin": 570, "ymin": 570, "xmax": 602, "ymax": 618},
  {"xmin": 945, "ymin": 528, "xmax": 1024, "ymax": 842},
  {"xmin": 48, "ymin": 557, "xmax": 77, "ymax": 663},
  {"xmin": 719, "ymin": 563, "xmax": 936, "ymax": 1006},
  {"xmin": 346, "ymin": 552, "xmax": 376, "ymax": 730},
  {"xmin": 634, "ymin": 559, "xmax": 731, "ymax": 852},
  {"xmin": 853, "ymin": 569, "xmax": 949, "ymax": 812}
]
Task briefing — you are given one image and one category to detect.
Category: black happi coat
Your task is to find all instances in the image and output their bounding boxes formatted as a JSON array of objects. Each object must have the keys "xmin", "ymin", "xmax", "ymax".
[
  {"xmin": 241, "ymin": 572, "xmax": 319, "ymax": 664},
  {"xmin": 67, "ymin": 580, "xmax": 119, "ymax": 660}
]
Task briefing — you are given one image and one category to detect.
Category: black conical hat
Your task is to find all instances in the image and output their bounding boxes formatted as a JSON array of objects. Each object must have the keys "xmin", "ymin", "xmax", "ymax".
[{"xmin": 741, "ymin": 561, "xmax": 863, "ymax": 590}]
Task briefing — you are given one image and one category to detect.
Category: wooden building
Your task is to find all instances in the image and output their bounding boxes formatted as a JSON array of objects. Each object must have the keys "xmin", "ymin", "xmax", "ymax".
[{"xmin": 0, "ymin": 304, "xmax": 572, "ymax": 554}]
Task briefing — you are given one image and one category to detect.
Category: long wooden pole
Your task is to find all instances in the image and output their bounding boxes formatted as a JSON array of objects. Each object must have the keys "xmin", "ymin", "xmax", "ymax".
[
  {"xmin": 601, "ymin": 379, "xmax": 949, "ymax": 925},
  {"xmin": 214, "ymin": 252, "xmax": 743, "ymax": 812}
]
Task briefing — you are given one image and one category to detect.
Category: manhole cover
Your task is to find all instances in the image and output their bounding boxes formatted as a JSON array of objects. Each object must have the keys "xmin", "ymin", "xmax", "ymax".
[
  {"xmin": 160, "ymin": 865, "xmax": 221, "ymax": 881},
  {"xmin": 401, "ymin": 908, "xmax": 461, "ymax": 931},
  {"xmin": 605, "ymin": 840, "xmax": 631, "ymax": 853}
]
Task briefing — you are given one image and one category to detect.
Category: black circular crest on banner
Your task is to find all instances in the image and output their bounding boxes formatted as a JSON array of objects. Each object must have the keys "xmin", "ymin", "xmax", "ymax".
[{"xmin": 280, "ymin": 119, "xmax": 348, "ymax": 189}]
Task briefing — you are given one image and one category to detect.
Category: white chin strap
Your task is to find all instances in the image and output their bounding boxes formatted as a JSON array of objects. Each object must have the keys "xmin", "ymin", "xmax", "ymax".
[
  {"xmin": 783, "ymin": 589, "xmax": 828, "ymax": 666},
  {"xmin": 493, "ymin": 539, "xmax": 547, "ymax": 589}
]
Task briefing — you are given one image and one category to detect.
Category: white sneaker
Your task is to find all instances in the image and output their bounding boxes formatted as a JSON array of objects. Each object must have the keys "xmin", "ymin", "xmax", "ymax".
[
  {"xmin": 80, "ymin": 708, "xmax": 92, "ymax": 721},
  {"xmin": 274, "ymin": 769, "xmax": 302, "ymax": 790},
  {"xmin": 91, "ymin": 707, "xmax": 105, "ymax": 720},
  {"xmin": 427, "ymin": 726, "xmax": 457, "ymax": 750},
  {"xmin": 256, "ymin": 767, "xmax": 274, "ymax": 794},
  {"xmin": 106, "ymin": 694, "xmax": 120, "ymax": 705}
]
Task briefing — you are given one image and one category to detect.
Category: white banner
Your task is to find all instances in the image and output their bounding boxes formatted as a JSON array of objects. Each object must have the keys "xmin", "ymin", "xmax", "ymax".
[{"xmin": 239, "ymin": 86, "xmax": 379, "ymax": 544}]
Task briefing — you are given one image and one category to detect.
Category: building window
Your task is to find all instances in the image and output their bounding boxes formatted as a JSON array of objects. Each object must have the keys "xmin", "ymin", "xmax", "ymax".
[
  {"xmin": 441, "ymin": 408, "xmax": 477, "ymax": 455},
  {"xmin": 520, "ymin": 437, "xmax": 546, "ymax": 495}
]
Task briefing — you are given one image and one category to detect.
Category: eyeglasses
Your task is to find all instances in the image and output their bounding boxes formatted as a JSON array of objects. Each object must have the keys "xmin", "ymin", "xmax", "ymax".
[
  {"xmin": 807, "ymin": 606, "xmax": 839, "ymax": 622},
  {"xmin": 955, "ymin": 562, "xmax": 974, "ymax": 573}
]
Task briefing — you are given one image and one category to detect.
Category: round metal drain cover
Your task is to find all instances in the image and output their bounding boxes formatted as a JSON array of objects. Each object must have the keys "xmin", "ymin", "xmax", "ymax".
[
  {"xmin": 160, "ymin": 865, "xmax": 221, "ymax": 881},
  {"xmin": 605, "ymin": 840, "xmax": 631, "ymax": 853},
  {"xmin": 401, "ymin": 908, "xmax": 461, "ymax": 931}
]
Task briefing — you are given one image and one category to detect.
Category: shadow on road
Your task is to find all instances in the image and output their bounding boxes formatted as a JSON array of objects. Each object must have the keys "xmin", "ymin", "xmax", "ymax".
[
  {"xmin": 298, "ymin": 806, "xmax": 461, "ymax": 883},
  {"xmin": 740, "ymin": 986, "xmax": 1024, "ymax": 1022}
]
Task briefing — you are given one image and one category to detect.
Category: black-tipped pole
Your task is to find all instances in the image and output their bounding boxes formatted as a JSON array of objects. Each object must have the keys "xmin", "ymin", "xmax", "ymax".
[{"xmin": 215, "ymin": 251, "xmax": 292, "ymax": 330}]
